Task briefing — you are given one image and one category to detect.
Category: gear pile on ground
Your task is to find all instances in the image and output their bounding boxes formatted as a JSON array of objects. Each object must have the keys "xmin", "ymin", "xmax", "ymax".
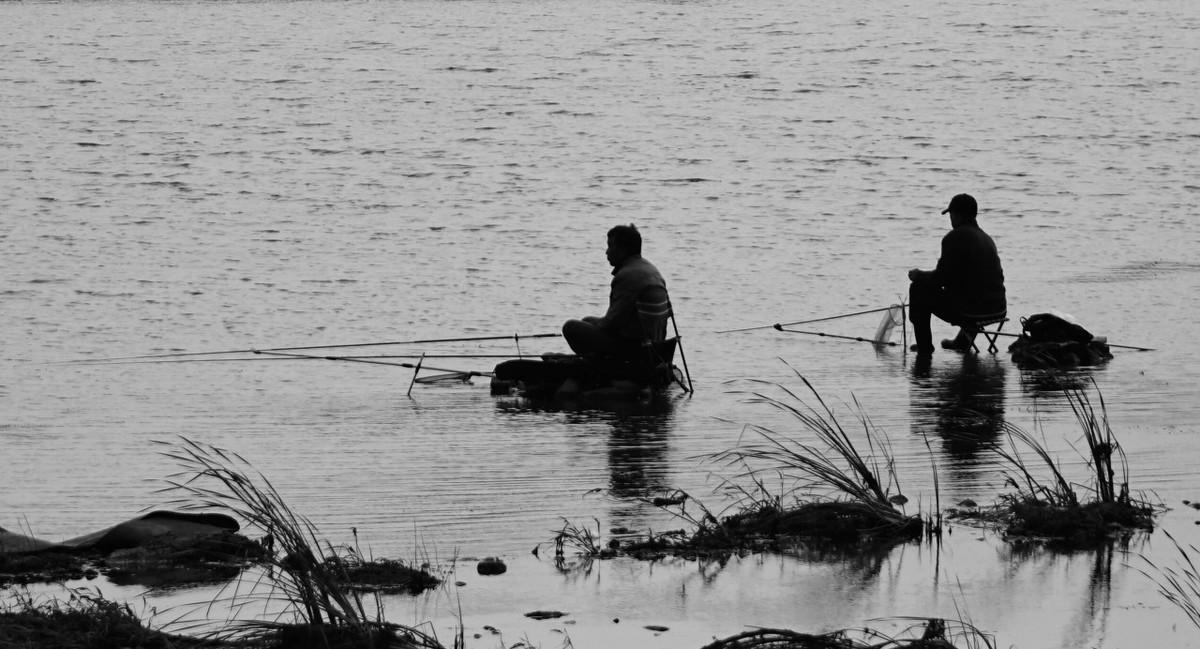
[{"xmin": 1008, "ymin": 312, "xmax": 1112, "ymax": 367}]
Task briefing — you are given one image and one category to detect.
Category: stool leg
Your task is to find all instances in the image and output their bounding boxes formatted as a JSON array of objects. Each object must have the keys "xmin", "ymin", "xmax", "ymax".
[{"xmin": 986, "ymin": 321, "xmax": 1004, "ymax": 353}]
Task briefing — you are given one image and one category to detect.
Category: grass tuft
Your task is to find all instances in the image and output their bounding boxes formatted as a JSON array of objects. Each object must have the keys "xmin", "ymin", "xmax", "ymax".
[
  {"xmin": 1138, "ymin": 529, "xmax": 1200, "ymax": 631},
  {"xmin": 153, "ymin": 436, "xmax": 452, "ymax": 649},
  {"xmin": 566, "ymin": 373, "xmax": 930, "ymax": 559},
  {"xmin": 705, "ymin": 373, "xmax": 927, "ymax": 545},
  {"xmin": 976, "ymin": 381, "xmax": 1157, "ymax": 546}
]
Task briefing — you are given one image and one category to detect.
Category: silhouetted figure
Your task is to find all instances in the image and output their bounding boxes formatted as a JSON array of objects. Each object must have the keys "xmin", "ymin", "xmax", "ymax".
[
  {"xmin": 563, "ymin": 224, "xmax": 667, "ymax": 359},
  {"xmin": 907, "ymin": 194, "xmax": 1006, "ymax": 354}
]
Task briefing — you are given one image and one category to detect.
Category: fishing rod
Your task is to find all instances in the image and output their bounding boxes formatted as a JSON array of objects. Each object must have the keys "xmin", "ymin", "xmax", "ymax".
[
  {"xmin": 57, "ymin": 332, "xmax": 561, "ymax": 364},
  {"xmin": 69, "ymin": 353, "xmax": 530, "ymax": 366},
  {"xmin": 718, "ymin": 305, "xmax": 906, "ymax": 334},
  {"xmin": 973, "ymin": 329, "xmax": 1155, "ymax": 352},
  {"xmin": 773, "ymin": 324, "xmax": 898, "ymax": 346},
  {"xmin": 252, "ymin": 350, "xmax": 495, "ymax": 376}
]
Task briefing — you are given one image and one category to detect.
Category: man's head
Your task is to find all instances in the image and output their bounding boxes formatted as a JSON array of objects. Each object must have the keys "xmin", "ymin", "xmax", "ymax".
[
  {"xmin": 606, "ymin": 224, "xmax": 642, "ymax": 267},
  {"xmin": 941, "ymin": 193, "xmax": 978, "ymax": 225}
]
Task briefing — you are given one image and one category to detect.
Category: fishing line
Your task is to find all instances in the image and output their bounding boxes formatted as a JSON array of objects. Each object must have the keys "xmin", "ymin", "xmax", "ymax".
[
  {"xmin": 717, "ymin": 304, "xmax": 907, "ymax": 334},
  {"xmin": 968, "ymin": 329, "xmax": 1154, "ymax": 352},
  {"xmin": 55, "ymin": 332, "xmax": 561, "ymax": 364},
  {"xmin": 773, "ymin": 325, "xmax": 899, "ymax": 346}
]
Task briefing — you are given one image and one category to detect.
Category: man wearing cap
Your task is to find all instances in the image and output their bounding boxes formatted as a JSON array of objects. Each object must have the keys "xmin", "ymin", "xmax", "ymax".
[{"xmin": 907, "ymin": 193, "xmax": 1006, "ymax": 354}]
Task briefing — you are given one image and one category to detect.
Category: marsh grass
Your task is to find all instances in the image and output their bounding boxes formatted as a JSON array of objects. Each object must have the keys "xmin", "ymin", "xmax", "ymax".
[
  {"xmin": 707, "ymin": 374, "xmax": 926, "ymax": 544},
  {"xmin": 0, "ymin": 588, "xmax": 233, "ymax": 649},
  {"xmin": 154, "ymin": 436, "xmax": 453, "ymax": 649},
  {"xmin": 549, "ymin": 518, "xmax": 608, "ymax": 558},
  {"xmin": 1138, "ymin": 529, "xmax": 1200, "ymax": 631},
  {"xmin": 579, "ymin": 375, "xmax": 927, "ymax": 559},
  {"xmin": 981, "ymin": 383, "xmax": 1156, "ymax": 545}
]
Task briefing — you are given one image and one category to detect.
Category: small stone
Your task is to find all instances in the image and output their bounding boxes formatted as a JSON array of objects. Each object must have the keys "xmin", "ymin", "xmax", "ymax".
[
  {"xmin": 645, "ymin": 625, "xmax": 669, "ymax": 632},
  {"xmin": 477, "ymin": 557, "xmax": 507, "ymax": 575},
  {"xmin": 525, "ymin": 610, "xmax": 567, "ymax": 620}
]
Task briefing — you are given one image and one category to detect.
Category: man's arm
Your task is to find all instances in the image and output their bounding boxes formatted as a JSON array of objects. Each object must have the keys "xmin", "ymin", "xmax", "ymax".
[
  {"xmin": 594, "ymin": 278, "xmax": 637, "ymax": 332},
  {"xmin": 909, "ymin": 231, "xmax": 959, "ymax": 286}
]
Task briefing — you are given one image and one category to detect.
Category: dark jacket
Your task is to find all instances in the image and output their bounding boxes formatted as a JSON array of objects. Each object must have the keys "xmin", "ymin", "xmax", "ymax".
[
  {"xmin": 932, "ymin": 223, "xmax": 1006, "ymax": 316},
  {"xmin": 596, "ymin": 256, "xmax": 666, "ymax": 341}
]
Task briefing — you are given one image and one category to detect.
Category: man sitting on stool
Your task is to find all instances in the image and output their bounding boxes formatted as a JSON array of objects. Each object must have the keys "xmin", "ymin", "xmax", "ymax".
[
  {"xmin": 563, "ymin": 224, "xmax": 667, "ymax": 360},
  {"xmin": 907, "ymin": 193, "xmax": 1006, "ymax": 354}
]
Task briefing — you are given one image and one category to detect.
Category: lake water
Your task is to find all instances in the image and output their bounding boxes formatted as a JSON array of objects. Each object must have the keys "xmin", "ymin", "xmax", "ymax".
[{"xmin": 2, "ymin": 0, "xmax": 1199, "ymax": 647}]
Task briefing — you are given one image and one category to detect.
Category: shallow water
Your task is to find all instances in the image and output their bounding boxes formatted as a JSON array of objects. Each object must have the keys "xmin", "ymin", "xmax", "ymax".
[{"xmin": 3, "ymin": 0, "xmax": 1200, "ymax": 647}]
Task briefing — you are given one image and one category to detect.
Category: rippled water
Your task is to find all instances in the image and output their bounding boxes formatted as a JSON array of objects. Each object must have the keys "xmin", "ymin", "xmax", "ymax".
[{"xmin": 3, "ymin": 0, "xmax": 1199, "ymax": 647}]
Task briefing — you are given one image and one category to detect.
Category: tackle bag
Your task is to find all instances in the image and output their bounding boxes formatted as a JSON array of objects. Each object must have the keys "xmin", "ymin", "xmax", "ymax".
[{"xmin": 1019, "ymin": 313, "xmax": 1094, "ymax": 343}]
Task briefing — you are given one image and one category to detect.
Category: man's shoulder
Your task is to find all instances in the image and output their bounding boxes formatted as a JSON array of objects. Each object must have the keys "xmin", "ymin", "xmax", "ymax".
[
  {"xmin": 619, "ymin": 256, "xmax": 659, "ymax": 272},
  {"xmin": 614, "ymin": 256, "xmax": 665, "ymax": 284},
  {"xmin": 945, "ymin": 224, "xmax": 993, "ymax": 243}
]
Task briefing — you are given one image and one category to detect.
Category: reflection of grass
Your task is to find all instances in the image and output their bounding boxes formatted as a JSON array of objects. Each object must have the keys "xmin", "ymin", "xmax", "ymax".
[
  {"xmin": 156, "ymin": 437, "xmax": 451, "ymax": 648},
  {"xmin": 984, "ymin": 383, "xmax": 1156, "ymax": 545},
  {"xmin": 1139, "ymin": 530, "xmax": 1200, "ymax": 631},
  {"xmin": 700, "ymin": 617, "xmax": 994, "ymax": 649}
]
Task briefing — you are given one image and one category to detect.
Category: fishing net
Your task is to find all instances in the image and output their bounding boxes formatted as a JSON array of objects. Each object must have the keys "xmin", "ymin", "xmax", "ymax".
[{"xmin": 872, "ymin": 304, "xmax": 904, "ymax": 345}]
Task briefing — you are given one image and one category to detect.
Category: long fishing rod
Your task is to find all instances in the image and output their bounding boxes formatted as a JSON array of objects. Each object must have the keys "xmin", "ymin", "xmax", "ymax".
[
  {"xmin": 70, "ymin": 353, "xmax": 529, "ymax": 366},
  {"xmin": 58, "ymin": 332, "xmax": 561, "ymax": 364},
  {"xmin": 252, "ymin": 350, "xmax": 495, "ymax": 376},
  {"xmin": 974, "ymin": 329, "xmax": 1155, "ymax": 352},
  {"xmin": 717, "ymin": 305, "xmax": 906, "ymax": 334},
  {"xmin": 773, "ymin": 324, "xmax": 898, "ymax": 346}
]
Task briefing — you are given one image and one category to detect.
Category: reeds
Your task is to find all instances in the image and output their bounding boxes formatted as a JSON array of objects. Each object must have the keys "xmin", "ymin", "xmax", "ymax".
[
  {"xmin": 594, "ymin": 374, "xmax": 926, "ymax": 557},
  {"xmin": 154, "ymin": 436, "xmax": 451, "ymax": 649},
  {"xmin": 983, "ymin": 381, "xmax": 1154, "ymax": 544},
  {"xmin": 0, "ymin": 588, "xmax": 203, "ymax": 649},
  {"xmin": 1139, "ymin": 529, "xmax": 1200, "ymax": 631},
  {"xmin": 708, "ymin": 374, "xmax": 923, "ymax": 542},
  {"xmin": 550, "ymin": 518, "xmax": 606, "ymax": 558},
  {"xmin": 721, "ymin": 375, "xmax": 900, "ymax": 508}
]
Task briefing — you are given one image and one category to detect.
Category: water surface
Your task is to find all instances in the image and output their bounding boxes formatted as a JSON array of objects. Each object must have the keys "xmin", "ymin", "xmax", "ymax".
[{"xmin": 2, "ymin": 1, "xmax": 1199, "ymax": 647}]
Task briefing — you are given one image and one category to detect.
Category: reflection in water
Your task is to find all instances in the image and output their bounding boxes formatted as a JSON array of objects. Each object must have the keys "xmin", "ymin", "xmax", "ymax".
[
  {"xmin": 1001, "ymin": 535, "xmax": 1146, "ymax": 647},
  {"xmin": 494, "ymin": 394, "xmax": 678, "ymax": 530},
  {"xmin": 909, "ymin": 354, "xmax": 1007, "ymax": 470},
  {"xmin": 1018, "ymin": 364, "xmax": 1108, "ymax": 400},
  {"xmin": 604, "ymin": 400, "xmax": 675, "ymax": 501}
]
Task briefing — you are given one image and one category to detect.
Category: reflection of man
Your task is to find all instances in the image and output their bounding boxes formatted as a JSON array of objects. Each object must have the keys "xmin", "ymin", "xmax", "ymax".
[
  {"xmin": 907, "ymin": 193, "xmax": 1006, "ymax": 354},
  {"xmin": 563, "ymin": 224, "xmax": 666, "ymax": 359}
]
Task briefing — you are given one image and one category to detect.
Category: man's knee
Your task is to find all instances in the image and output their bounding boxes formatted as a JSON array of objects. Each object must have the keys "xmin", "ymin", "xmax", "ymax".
[{"xmin": 563, "ymin": 319, "xmax": 588, "ymax": 339}]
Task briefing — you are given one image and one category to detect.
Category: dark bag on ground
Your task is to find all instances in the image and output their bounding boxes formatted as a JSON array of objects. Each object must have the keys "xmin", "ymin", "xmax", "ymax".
[
  {"xmin": 1010, "ymin": 312, "xmax": 1111, "ymax": 367},
  {"xmin": 1020, "ymin": 313, "xmax": 1094, "ymax": 343}
]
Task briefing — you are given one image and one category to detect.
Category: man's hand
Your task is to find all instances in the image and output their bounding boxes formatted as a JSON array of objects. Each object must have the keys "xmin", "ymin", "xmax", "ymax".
[{"xmin": 908, "ymin": 268, "xmax": 923, "ymax": 281}]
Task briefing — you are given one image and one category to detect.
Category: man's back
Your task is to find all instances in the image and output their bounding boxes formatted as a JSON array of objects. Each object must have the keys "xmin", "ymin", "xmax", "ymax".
[
  {"xmin": 604, "ymin": 256, "xmax": 667, "ymax": 340},
  {"xmin": 936, "ymin": 224, "xmax": 1005, "ymax": 315}
]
